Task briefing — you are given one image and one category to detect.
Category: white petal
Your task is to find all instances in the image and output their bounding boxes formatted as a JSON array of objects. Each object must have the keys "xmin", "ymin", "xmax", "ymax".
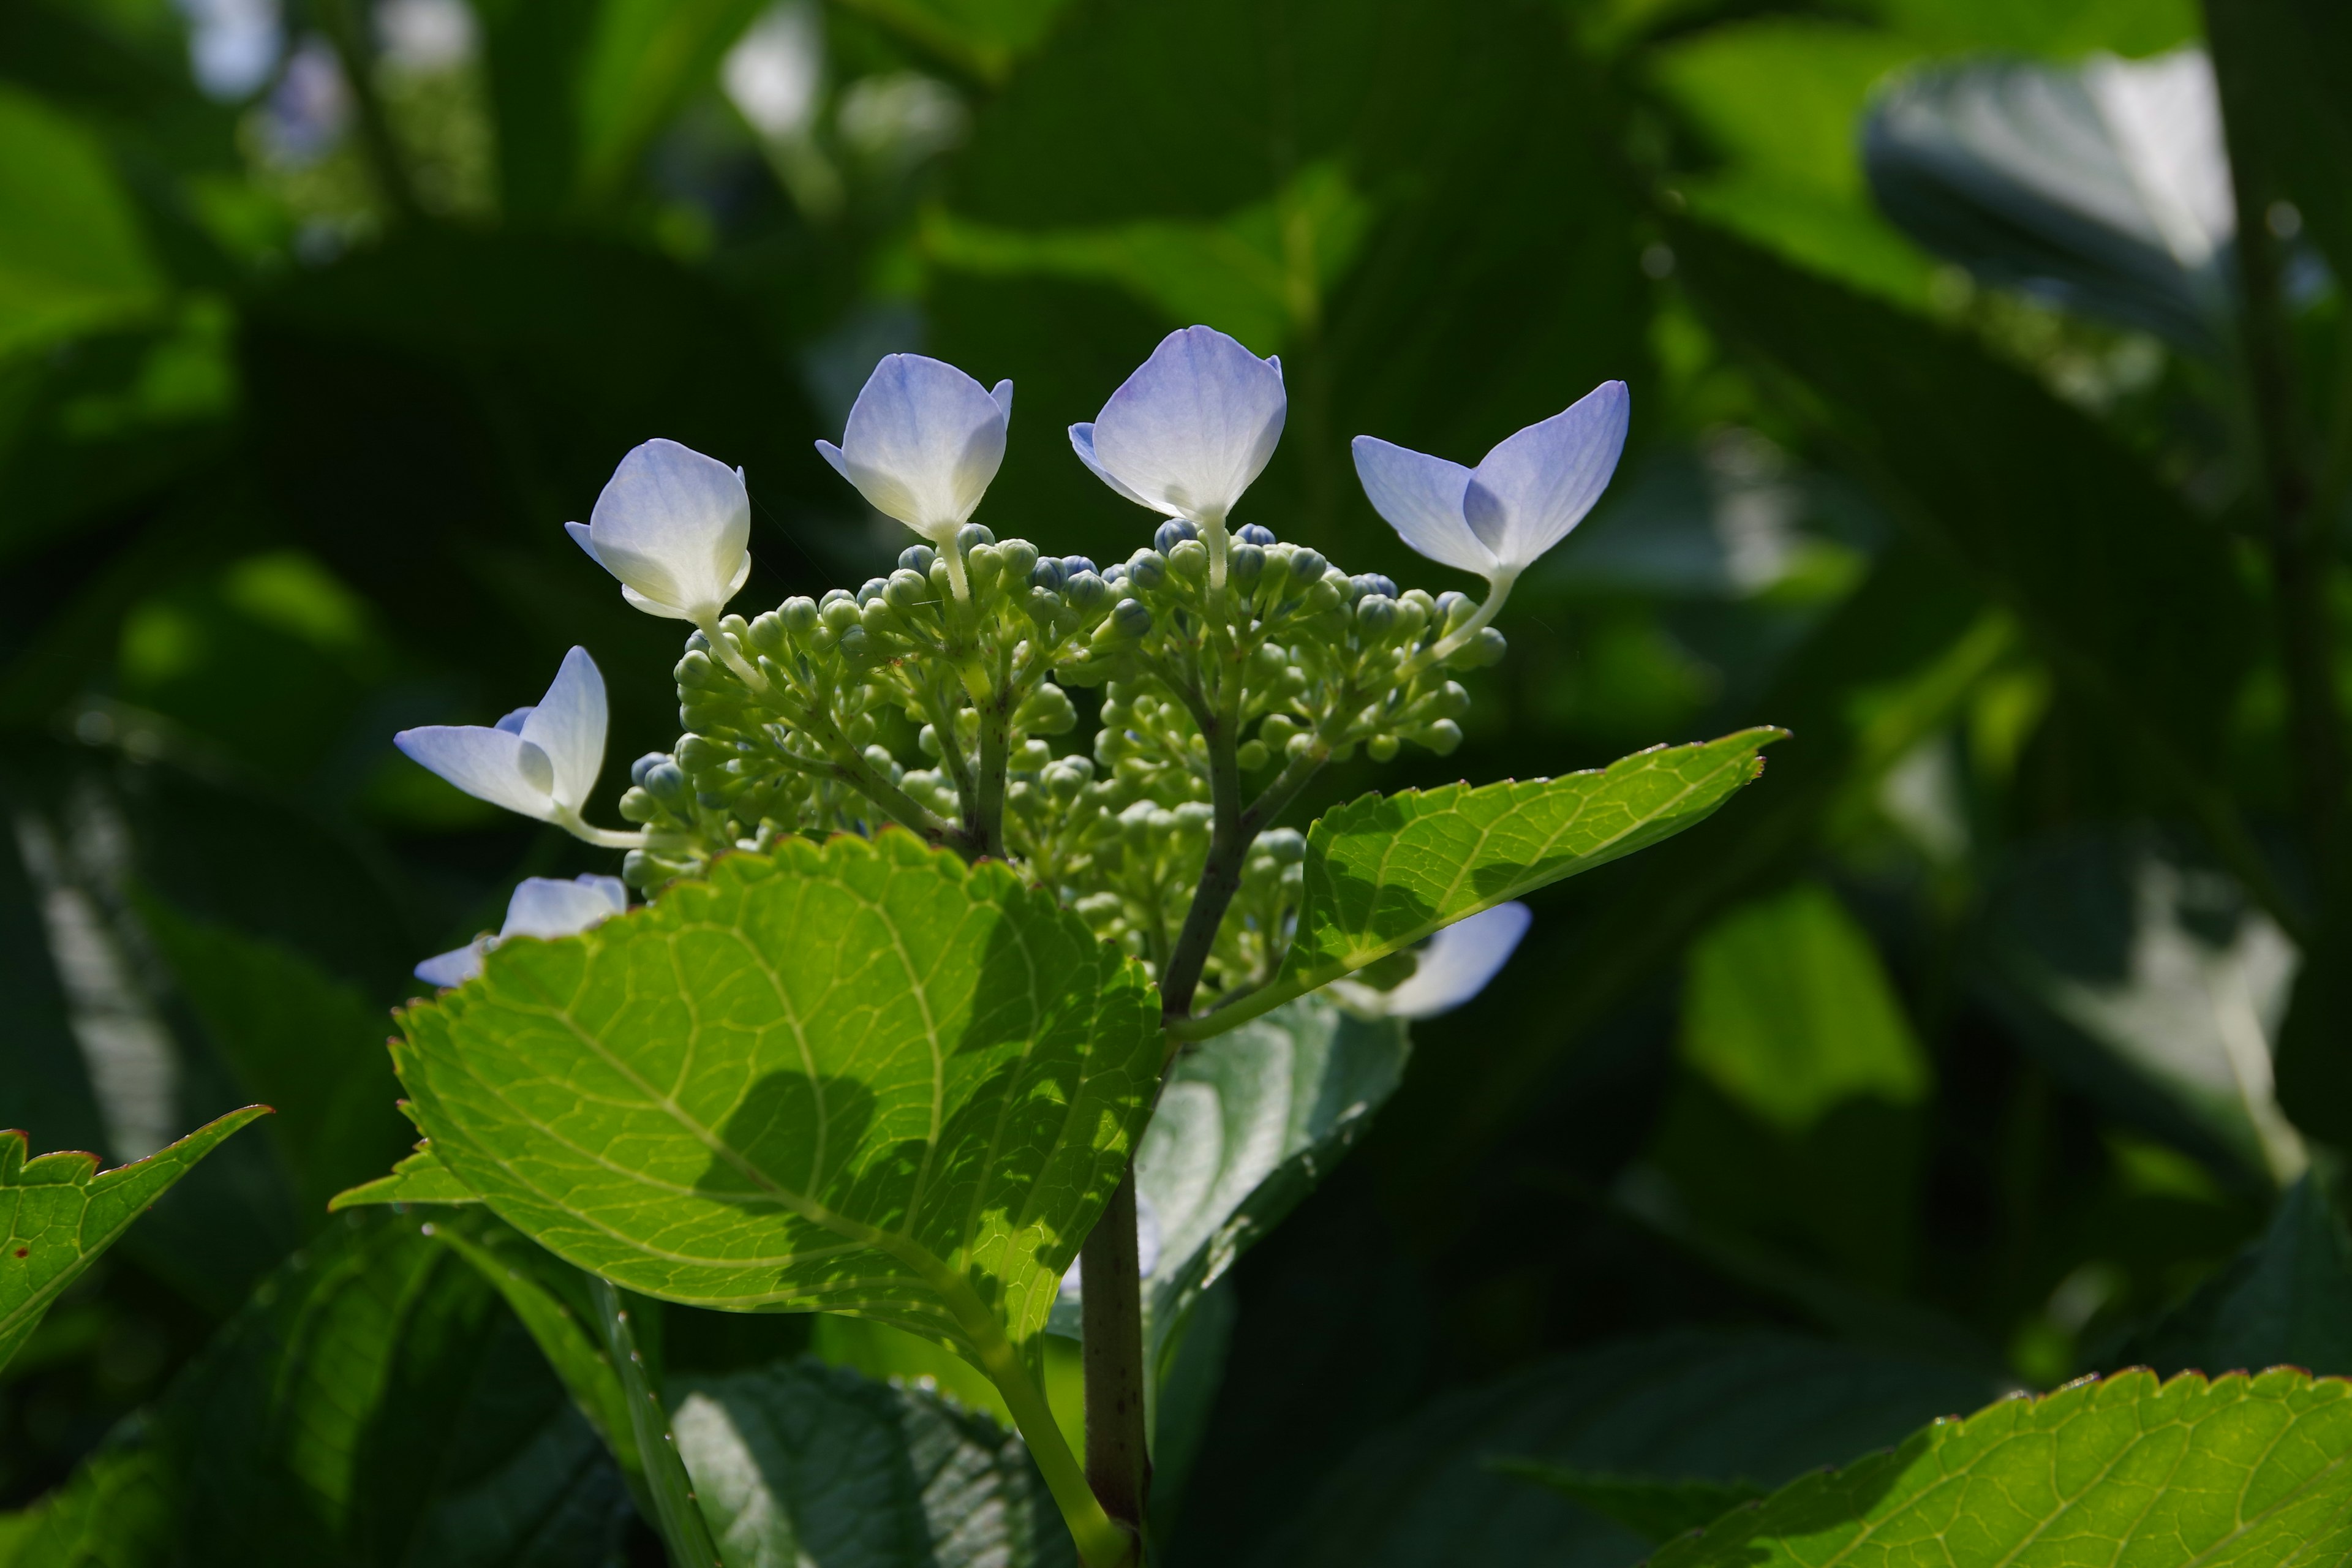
[
  {"xmin": 1086, "ymin": 326, "xmax": 1286, "ymax": 526},
  {"xmin": 620, "ymin": 582, "xmax": 698, "ymax": 621},
  {"xmin": 587, "ymin": 439, "xmax": 752, "ymax": 622},
  {"xmin": 415, "ymin": 941, "xmax": 488, "ymax": 987},
  {"xmin": 990, "ymin": 379, "xmax": 1014, "ymax": 419},
  {"xmin": 394, "ymin": 726, "xmax": 559, "ymax": 821},
  {"xmin": 814, "ymin": 439, "xmax": 850, "ymax": 482},
  {"xmin": 1375, "ymin": 902, "xmax": 1533, "ymax": 1019},
  {"xmin": 500, "ymin": 874, "xmax": 629, "ymax": 941},
  {"xmin": 2085, "ymin": 48, "xmax": 2233, "ymax": 271},
  {"xmin": 832, "ymin": 354, "xmax": 1009, "ymax": 538},
  {"xmin": 563, "ymin": 520, "xmax": 603, "ymax": 565},
  {"xmin": 1466, "ymin": 381, "xmax": 1630, "ymax": 571},
  {"xmin": 1068, "ymin": 423, "xmax": 1161, "ymax": 511},
  {"xmin": 516, "ymin": 647, "xmax": 606, "ymax": 813},
  {"xmin": 1351, "ymin": 436, "xmax": 1496, "ymax": 578}
]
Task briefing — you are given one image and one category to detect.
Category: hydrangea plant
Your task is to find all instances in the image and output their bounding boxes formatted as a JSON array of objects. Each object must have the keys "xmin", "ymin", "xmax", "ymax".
[{"xmin": 362, "ymin": 325, "xmax": 1780, "ymax": 1567}]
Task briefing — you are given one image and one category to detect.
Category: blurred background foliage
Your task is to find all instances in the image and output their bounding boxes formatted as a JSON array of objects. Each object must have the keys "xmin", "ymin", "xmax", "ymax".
[{"xmin": 3, "ymin": 0, "xmax": 2351, "ymax": 1561}]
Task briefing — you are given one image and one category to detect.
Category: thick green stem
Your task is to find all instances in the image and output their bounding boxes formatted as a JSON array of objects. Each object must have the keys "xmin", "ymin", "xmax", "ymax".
[
  {"xmin": 1078, "ymin": 1172, "xmax": 1150, "ymax": 1558},
  {"xmin": 973, "ymin": 679, "xmax": 1013, "ymax": 859}
]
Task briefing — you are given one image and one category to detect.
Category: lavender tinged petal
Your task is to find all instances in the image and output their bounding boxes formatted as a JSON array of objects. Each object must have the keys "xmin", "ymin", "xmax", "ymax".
[
  {"xmin": 831, "ymin": 354, "xmax": 1009, "ymax": 541},
  {"xmin": 1084, "ymin": 326, "xmax": 1285, "ymax": 525},
  {"xmin": 414, "ymin": 942, "xmax": 487, "ymax": 988},
  {"xmin": 1467, "ymin": 381, "xmax": 1630, "ymax": 571},
  {"xmin": 586, "ymin": 438, "xmax": 752, "ymax": 620},
  {"xmin": 1351, "ymin": 436, "xmax": 1494, "ymax": 577},
  {"xmin": 393, "ymin": 726, "xmax": 559, "ymax": 820},
  {"xmin": 517, "ymin": 647, "xmax": 607, "ymax": 813},
  {"xmin": 1374, "ymin": 902, "xmax": 1532, "ymax": 1019},
  {"xmin": 500, "ymin": 874, "xmax": 628, "ymax": 940}
]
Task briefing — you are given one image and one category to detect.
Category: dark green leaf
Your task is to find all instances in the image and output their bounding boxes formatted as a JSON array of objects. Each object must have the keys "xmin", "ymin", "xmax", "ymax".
[
  {"xmin": 2113, "ymin": 1176, "xmax": 2352, "ymax": 1381},
  {"xmin": 2205, "ymin": 0, "xmax": 2352, "ymax": 290},
  {"xmin": 671, "ymin": 1356, "xmax": 1077, "ymax": 1567},
  {"xmin": 1650, "ymin": 1368, "xmax": 2352, "ymax": 1567},
  {"xmin": 138, "ymin": 896, "xmax": 411, "ymax": 1221},
  {"xmin": 1487, "ymin": 1463, "xmax": 1762, "ymax": 1545},
  {"xmin": 1670, "ymin": 219, "xmax": 2256, "ymax": 776},
  {"xmin": 1251, "ymin": 1330, "xmax": 2000, "ymax": 1567},
  {"xmin": 0, "ymin": 1106, "xmax": 267, "ymax": 1375},
  {"xmin": 0, "ymin": 84, "xmax": 164, "ymax": 355}
]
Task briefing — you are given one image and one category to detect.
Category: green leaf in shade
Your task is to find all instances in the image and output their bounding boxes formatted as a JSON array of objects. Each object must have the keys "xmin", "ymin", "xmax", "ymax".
[
  {"xmin": 595, "ymin": 1276, "xmax": 725, "ymax": 1568},
  {"xmin": 670, "ymin": 1357, "xmax": 1077, "ymax": 1567},
  {"xmin": 1252, "ymin": 1329, "xmax": 2001, "ymax": 1567},
  {"xmin": 1486, "ymin": 1463, "xmax": 1762, "ymax": 1545},
  {"xmin": 0, "ymin": 83, "xmax": 164, "ymax": 355},
  {"xmin": 1667, "ymin": 221, "xmax": 2257, "ymax": 780},
  {"xmin": 2113, "ymin": 1177, "xmax": 2352, "ymax": 1382},
  {"xmin": 1056, "ymin": 996, "xmax": 1408, "ymax": 1376},
  {"xmin": 1976, "ymin": 829, "xmax": 2305, "ymax": 1185},
  {"xmin": 0, "ymin": 1106, "xmax": 267, "ymax": 1376},
  {"xmin": 138, "ymin": 896, "xmax": 412, "ymax": 1221},
  {"xmin": 2204, "ymin": 0, "xmax": 2352, "ymax": 293},
  {"xmin": 9, "ymin": 1211, "xmax": 636, "ymax": 1566},
  {"xmin": 1653, "ymin": 880, "xmax": 1933, "ymax": 1293},
  {"xmin": 329, "ymin": 1145, "xmax": 483, "ymax": 1212},
  {"xmin": 570, "ymin": 0, "xmax": 764, "ymax": 206},
  {"xmin": 1183, "ymin": 729, "xmax": 1781, "ymax": 1039},
  {"xmin": 1679, "ymin": 881, "xmax": 1930, "ymax": 1134},
  {"xmin": 1650, "ymin": 1367, "xmax": 2352, "ymax": 1568},
  {"xmin": 423, "ymin": 1219, "xmax": 641, "ymax": 1500}
]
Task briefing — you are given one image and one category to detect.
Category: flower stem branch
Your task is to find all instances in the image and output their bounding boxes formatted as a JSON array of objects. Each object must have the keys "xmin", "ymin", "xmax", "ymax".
[{"xmin": 1077, "ymin": 1170, "xmax": 1150, "ymax": 1561}]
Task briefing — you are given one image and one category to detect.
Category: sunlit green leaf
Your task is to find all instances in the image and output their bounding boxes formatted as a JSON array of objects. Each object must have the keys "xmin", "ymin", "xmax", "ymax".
[
  {"xmin": 1188, "ymin": 728, "xmax": 1781, "ymax": 1038},
  {"xmin": 330, "ymin": 1145, "xmax": 483, "ymax": 1212},
  {"xmin": 391, "ymin": 834, "xmax": 1161, "ymax": 1396},
  {"xmin": 671, "ymin": 1357, "xmax": 1076, "ymax": 1567},
  {"xmin": 1651, "ymin": 1367, "xmax": 2352, "ymax": 1567},
  {"xmin": 0, "ymin": 1105, "xmax": 266, "ymax": 1376}
]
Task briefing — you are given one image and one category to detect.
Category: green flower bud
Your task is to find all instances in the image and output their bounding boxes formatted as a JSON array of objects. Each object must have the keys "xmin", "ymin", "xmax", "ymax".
[
  {"xmin": 1447, "ymin": 627, "xmax": 1507, "ymax": 669},
  {"xmin": 899, "ymin": 544, "xmax": 937, "ymax": 574},
  {"xmin": 1075, "ymin": 891, "xmax": 1123, "ymax": 932},
  {"xmin": 859, "ymin": 598, "xmax": 899, "ymax": 635},
  {"xmin": 1285, "ymin": 731, "xmax": 1317, "ymax": 761},
  {"xmin": 747, "ymin": 611, "xmax": 788, "ymax": 654},
  {"xmin": 1436, "ymin": 591, "xmax": 1477, "ymax": 632},
  {"xmin": 846, "ymin": 712, "xmax": 878, "ymax": 746},
  {"xmin": 1167, "ymin": 539, "xmax": 1209, "ymax": 579},
  {"xmin": 1393, "ymin": 597, "xmax": 1430, "ymax": 643},
  {"xmin": 917, "ymin": 723, "xmax": 943, "ymax": 759},
  {"xmin": 1236, "ymin": 739, "xmax": 1270, "ymax": 772},
  {"xmin": 1016, "ymin": 738, "xmax": 1052, "ymax": 769},
  {"xmin": 856, "ymin": 577, "xmax": 889, "ymax": 606},
  {"xmin": 886, "ymin": 568, "xmax": 929, "ymax": 611},
  {"xmin": 837, "ymin": 625, "xmax": 874, "ymax": 664},
  {"xmin": 1091, "ymin": 598, "xmax": 1150, "ymax": 646},
  {"xmin": 1259, "ymin": 713, "xmax": 1300, "ymax": 747},
  {"xmin": 618, "ymin": 786, "xmax": 661, "ymax": 822},
  {"xmin": 968, "ymin": 543, "xmax": 1004, "ymax": 593},
  {"xmin": 676, "ymin": 649, "xmax": 720, "ymax": 688},
  {"xmin": 1066, "ymin": 571, "xmax": 1112, "ymax": 613},
  {"xmin": 998, "ymin": 539, "xmax": 1039, "ymax": 581},
  {"xmin": 1127, "ymin": 550, "xmax": 1168, "ymax": 591},
  {"xmin": 1260, "ymin": 827, "xmax": 1307, "ymax": 863},
  {"xmin": 1016, "ymin": 682, "xmax": 1078, "ymax": 736},
  {"xmin": 1433, "ymin": 680, "xmax": 1471, "ymax": 718},
  {"xmin": 1355, "ymin": 595, "xmax": 1398, "ymax": 638},
  {"xmin": 1171, "ymin": 801, "xmax": 1213, "ymax": 835},
  {"xmin": 1366, "ymin": 733, "xmax": 1400, "ymax": 762},
  {"xmin": 1231, "ymin": 543, "xmax": 1265, "ymax": 584},
  {"xmin": 1300, "ymin": 577, "xmax": 1343, "ymax": 615},
  {"xmin": 821, "ymin": 596, "xmax": 861, "ymax": 633},
  {"xmin": 1417, "ymin": 718, "xmax": 1463, "ymax": 755}
]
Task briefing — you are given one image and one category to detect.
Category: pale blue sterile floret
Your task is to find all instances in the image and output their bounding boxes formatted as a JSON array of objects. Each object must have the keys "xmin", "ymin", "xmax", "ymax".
[
  {"xmin": 815, "ymin": 353, "xmax": 1014, "ymax": 548},
  {"xmin": 394, "ymin": 647, "xmax": 628, "ymax": 844},
  {"xmin": 1071, "ymin": 325, "xmax": 1286, "ymax": 530},
  {"xmin": 566, "ymin": 438, "xmax": 753, "ymax": 625},
  {"xmin": 1352, "ymin": 380, "xmax": 1630, "ymax": 586},
  {"xmin": 414, "ymin": 873, "xmax": 629, "ymax": 987},
  {"xmin": 1330, "ymin": 902, "xmax": 1533, "ymax": 1020}
]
